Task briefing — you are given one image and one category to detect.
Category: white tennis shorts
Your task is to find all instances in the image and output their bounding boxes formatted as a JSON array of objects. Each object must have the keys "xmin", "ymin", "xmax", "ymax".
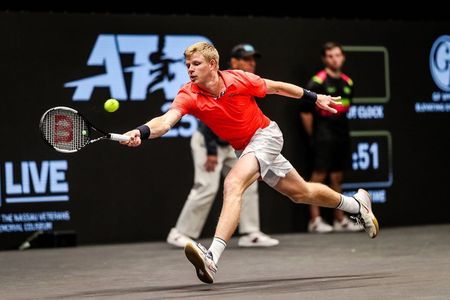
[{"xmin": 236, "ymin": 121, "xmax": 293, "ymax": 187}]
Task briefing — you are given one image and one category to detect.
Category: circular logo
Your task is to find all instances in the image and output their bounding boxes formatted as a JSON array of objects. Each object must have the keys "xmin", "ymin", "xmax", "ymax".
[{"xmin": 430, "ymin": 35, "xmax": 450, "ymax": 91}]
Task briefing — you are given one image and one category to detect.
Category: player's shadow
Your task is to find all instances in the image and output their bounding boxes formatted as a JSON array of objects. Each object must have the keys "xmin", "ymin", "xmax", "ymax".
[{"xmin": 56, "ymin": 273, "xmax": 392, "ymax": 299}]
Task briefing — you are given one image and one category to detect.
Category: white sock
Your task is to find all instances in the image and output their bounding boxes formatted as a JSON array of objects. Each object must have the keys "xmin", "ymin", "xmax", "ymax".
[
  {"xmin": 208, "ymin": 237, "xmax": 227, "ymax": 265},
  {"xmin": 336, "ymin": 194, "xmax": 360, "ymax": 214}
]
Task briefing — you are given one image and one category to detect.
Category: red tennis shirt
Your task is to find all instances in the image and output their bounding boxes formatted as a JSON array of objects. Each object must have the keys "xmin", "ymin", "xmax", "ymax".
[{"xmin": 171, "ymin": 70, "xmax": 270, "ymax": 150}]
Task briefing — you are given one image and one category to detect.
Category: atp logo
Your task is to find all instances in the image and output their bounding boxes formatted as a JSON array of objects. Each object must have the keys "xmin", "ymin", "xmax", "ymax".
[
  {"xmin": 65, "ymin": 34, "xmax": 211, "ymax": 100},
  {"xmin": 430, "ymin": 35, "xmax": 450, "ymax": 92},
  {"xmin": 65, "ymin": 34, "xmax": 212, "ymax": 137}
]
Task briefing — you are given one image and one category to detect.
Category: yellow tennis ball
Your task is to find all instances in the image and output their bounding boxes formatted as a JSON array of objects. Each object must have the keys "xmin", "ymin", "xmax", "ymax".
[{"xmin": 104, "ymin": 98, "xmax": 119, "ymax": 112}]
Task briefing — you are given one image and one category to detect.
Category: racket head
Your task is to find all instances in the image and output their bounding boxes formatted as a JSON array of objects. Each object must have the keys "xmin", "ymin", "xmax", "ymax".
[{"xmin": 39, "ymin": 106, "xmax": 91, "ymax": 153}]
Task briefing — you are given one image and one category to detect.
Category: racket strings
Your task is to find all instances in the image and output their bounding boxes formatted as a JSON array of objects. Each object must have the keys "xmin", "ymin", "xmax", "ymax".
[{"xmin": 42, "ymin": 109, "xmax": 89, "ymax": 151}]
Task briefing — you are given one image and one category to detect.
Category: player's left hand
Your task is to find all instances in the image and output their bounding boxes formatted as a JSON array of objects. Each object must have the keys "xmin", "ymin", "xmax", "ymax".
[{"xmin": 316, "ymin": 95, "xmax": 342, "ymax": 114}]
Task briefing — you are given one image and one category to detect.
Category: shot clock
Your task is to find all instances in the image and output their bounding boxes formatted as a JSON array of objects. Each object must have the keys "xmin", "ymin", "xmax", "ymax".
[{"xmin": 342, "ymin": 131, "xmax": 392, "ymax": 189}]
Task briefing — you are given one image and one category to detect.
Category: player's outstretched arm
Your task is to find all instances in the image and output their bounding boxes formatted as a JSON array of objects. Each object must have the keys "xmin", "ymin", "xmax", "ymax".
[
  {"xmin": 122, "ymin": 109, "xmax": 182, "ymax": 147},
  {"xmin": 264, "ymin": 79, "xmax": 341, "ymax": 114}
]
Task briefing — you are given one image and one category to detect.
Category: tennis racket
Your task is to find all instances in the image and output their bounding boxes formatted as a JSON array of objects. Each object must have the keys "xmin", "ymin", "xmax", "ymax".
[{"xmin": 39, "ymin": 106, "xmax": 130, "ymax": 153}]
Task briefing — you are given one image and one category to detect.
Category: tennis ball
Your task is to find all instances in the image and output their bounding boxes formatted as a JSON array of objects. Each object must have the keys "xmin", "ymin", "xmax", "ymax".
[
  {"xmin": 82, "ymin": 130, "xmax": 87, "ymax": 136},
  {"xmin": 104, "ymin": 98, "xmax": 119, "ymax": 113}
]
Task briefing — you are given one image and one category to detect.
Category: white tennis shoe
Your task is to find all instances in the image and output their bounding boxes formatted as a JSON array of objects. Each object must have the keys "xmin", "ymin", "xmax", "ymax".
[
  {"xmin": 351, "ymin": 189, "xmax": 380, "ymax": 238},
  {"xmin": 185, "ymin": 242, "xmax": 217, "ymax": 284}
]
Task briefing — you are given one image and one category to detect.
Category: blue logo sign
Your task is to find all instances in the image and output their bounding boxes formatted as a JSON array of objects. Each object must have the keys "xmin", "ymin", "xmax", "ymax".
[
  {"xmin": 430, "ymin": 35, "xmax": 450, "ymax": 92},
  {"xmin": 64, "ymin": 34, "xmax": 212, "ymax": 101}
]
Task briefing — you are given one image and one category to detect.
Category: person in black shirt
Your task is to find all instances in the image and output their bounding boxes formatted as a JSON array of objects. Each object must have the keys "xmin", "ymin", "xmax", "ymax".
[{"xmin": 301, "ymin": 42, "xmax": 362, "ymax": 233}]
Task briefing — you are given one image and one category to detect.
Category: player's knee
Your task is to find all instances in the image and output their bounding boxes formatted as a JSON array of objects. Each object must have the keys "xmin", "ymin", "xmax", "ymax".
[
  {"xmin": 291, "ymin": 184, "xmax": 313, "ymax": 203},
  {"xmin": 223, "ymin": 177, "xmax": 244, "ymax": 198}
]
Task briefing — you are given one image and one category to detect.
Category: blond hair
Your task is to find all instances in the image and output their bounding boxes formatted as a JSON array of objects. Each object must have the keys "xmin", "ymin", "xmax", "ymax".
[{"xmin": 184, "ymin": 42, "xmax": 220, "ymax": 66}]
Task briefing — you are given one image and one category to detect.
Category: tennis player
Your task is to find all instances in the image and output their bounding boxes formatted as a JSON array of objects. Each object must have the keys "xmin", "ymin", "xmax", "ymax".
[{"xmin": 121, "ymin": 42, "xmax": 379, "ymax": 284}]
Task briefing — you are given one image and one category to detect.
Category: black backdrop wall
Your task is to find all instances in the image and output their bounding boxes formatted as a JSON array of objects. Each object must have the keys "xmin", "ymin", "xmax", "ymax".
[{"xmin": 1, "ymin": 12, "xmax": 449, "ymax": 249}]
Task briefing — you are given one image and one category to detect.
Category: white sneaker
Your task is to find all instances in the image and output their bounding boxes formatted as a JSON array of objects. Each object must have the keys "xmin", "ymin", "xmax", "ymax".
[
  {"xmin": 333, "ymin": 216, "xmax": 364, "ymax": 232},
  {"xmin": 351, "ymin": 189, "xmax": 380, "ymax": 238},
  {"xmin": 184, "ymin": 242, "xmax": 217, "ymax": 284},
  {"xmin": 166, "ymin": 228, "xmax": 194, "ymax": 248},
  {"xmin": 308, "ymin": 217, "xmax": 333, "ymax": 233},
  {"xmin": 238, "ymin": 231, "xmax": 279, "ymax": 247}
]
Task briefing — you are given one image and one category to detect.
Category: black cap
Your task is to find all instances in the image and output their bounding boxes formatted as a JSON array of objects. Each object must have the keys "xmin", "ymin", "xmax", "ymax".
[{"xmin": 230, "ymin": 43, "xmax": 261, "ymax": 59}]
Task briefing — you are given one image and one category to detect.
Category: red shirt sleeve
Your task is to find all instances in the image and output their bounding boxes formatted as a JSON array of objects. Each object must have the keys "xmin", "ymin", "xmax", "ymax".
[
  {"xmin": 171, "ymin": 89, "xmax": 194, "ymax": 116},
  {"xmin": 239, "ymin": 71, "xmax": 267, "ymax": 98}
]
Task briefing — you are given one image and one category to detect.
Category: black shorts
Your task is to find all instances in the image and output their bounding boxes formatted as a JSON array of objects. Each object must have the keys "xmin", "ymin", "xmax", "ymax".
[{"xmin": 312, "ymin": 135, "xmax": 351, "ymax": 172}]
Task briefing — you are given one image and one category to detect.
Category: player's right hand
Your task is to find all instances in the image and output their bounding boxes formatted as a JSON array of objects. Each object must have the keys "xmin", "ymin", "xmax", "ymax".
[{"xmin": 121, "ymin": 129, "xmax": 142, "ymax": 147}]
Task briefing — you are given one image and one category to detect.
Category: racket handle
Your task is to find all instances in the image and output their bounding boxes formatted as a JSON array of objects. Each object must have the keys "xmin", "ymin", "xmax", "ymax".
[{"xmin": 109, "ymin": 133, "xmax": 131, "ymax": 142}]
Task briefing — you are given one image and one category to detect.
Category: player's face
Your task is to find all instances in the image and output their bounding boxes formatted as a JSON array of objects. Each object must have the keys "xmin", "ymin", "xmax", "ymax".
[
  {"xmin": 185, "ymin": 52, "xmax": 216, "ymax": 85},
  {"xmin": 322, "ymin": 47, "xmax": 345, "ymax": 72},
  {"xmin": 231, "ymin": 56, "xmax": 256, "ymax": 73}
]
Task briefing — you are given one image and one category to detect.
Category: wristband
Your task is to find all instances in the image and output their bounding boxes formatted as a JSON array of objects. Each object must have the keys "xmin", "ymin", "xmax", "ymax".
[
  {"xmin": 136, "ymin": 125, "xmax": 151, "ymax": 140},
  {"xmin": 301, "ymin": 89, "xmax": 318, "ymax": 105}
]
